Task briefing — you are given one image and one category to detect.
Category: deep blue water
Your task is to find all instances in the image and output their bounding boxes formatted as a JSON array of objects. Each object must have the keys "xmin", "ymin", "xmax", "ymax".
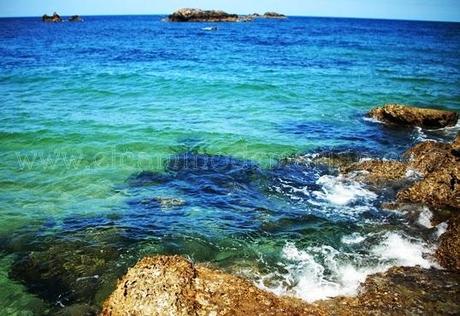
[{"xmin": 0, "ymin": 15, "xmax": 459, "ymax": 314}]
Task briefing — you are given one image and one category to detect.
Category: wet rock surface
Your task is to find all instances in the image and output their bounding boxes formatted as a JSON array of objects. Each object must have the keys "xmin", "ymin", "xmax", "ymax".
[
  {"xmin": 102, "ymin": 256, "xmax": 460, "ymax": 316},
  {"xmin": 168, "ymin": 9, "xmax": 239, "ymax": 22},
  {"xmin": 317, "ymin": 266, "xmax": 460, "ymax": 315},
  {"xmin": 368, "ymin": 104, "xmax": 458, "ymax": 129},
  {"xmin": 436, "ymin": 215, "xmax": 460, "ymax": 271},
  {"xmin": 342, "ymin": 160, "xmax": 408, "ymax": 185}
]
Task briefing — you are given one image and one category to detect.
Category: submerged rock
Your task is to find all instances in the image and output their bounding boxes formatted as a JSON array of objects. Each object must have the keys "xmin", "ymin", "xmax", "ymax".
[
  {"xmin": 368, "ymin": 104, "xmax": 458, "ymax": 129},
  {"xmin": 168, "ymin": 8, "xmax": 239, "ymax": 22},
  {"xmin": 101, "ymin": 255, "xmax": 320, "ymax": 316},
  {"xmin": 42, "ymin": 12, "xmax": 63, "ymax": 23},
  {"xmin": 102, "ymin": 256, "xmax": 460, "ymax": 315}
]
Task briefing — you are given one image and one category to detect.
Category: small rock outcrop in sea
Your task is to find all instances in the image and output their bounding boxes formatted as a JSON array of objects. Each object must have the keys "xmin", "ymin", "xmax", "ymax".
[
  {"xmin": 368, "ymin": 104, "xmax": 458, "ymax": 129},
  {"xmin": 102, "ymin": 256, "xmax": 460, "ymax": 315},
  {"xmin": 168, "ymin": 8, "xmax": 239, "ymax": 22},
  {"xmin": 68, "ymin": 15, "xmax": 83, "ymax": 22},
  {"xmin": 42, "ymin": 12, "xmax": 62, "ymax": 23},
  {"xmin": 263, "ymin": 12, "xmax": 287, "ymax": 18}
]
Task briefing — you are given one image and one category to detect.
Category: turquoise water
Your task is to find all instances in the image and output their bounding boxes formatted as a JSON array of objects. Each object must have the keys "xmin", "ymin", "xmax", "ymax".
[{"xmin": 0, "ymin": 15, "xmax": 459, "ymax": 314}]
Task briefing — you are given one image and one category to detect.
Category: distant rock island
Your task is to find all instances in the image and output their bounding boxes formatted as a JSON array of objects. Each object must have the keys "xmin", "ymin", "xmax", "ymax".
[
  {"xmin": 41, "ymin": 12, "xmax": 83, "ymax": 22},
  {"xmin": 42, "ymin": 12, "xmax": 62, "ymax": 23},
  {"xmin": 168, "ymin": 8, "xmax": 286, "ymax": 22}
]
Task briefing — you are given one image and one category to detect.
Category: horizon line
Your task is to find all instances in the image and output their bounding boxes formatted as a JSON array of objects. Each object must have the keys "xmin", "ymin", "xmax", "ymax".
[{"xmin": 1, "ymin": 13, "xmax": 459, "ymax": 23}]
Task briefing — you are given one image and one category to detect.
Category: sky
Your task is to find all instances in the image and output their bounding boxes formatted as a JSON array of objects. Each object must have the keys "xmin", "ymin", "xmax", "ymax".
[{"xmin": 1, "ymin": 0, "xmax": 460, "ymax": 22}]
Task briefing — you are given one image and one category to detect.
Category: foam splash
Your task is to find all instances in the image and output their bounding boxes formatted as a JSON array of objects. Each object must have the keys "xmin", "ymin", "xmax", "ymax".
[
  {"xmin": 313, "ymin": 175, "xmax": 377, "ymax": 206},
  {"xmin": 341, "ymin": 232, "xmax": 366, "ymax": 245},
  {"xmin": 255, "ymin": 232, "xmax": 435, "ymax": 302},
  {"xmin": 417, "ymin": 207, "xmax": 433, "ymax": 228}
]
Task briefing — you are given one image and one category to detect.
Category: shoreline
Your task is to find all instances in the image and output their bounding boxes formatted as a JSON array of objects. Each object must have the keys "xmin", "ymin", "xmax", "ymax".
[{"xmin": 102, "ymin": 104, "xmax": 459, "ymax": 315}]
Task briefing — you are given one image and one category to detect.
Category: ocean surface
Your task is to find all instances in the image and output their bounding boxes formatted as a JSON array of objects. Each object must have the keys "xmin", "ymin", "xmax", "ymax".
[{"xmin": 0, "ymin": 15, "xmax": 459, "ymax": 314}]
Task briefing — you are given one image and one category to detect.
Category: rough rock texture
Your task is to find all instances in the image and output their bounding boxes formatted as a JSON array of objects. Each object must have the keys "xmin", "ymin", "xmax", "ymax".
[
  {"xmin": 168, "ymin": 8, "xmax": 239, "ymax": 22},
  {"xmin": 398, "ymin": 141, "xmax": 460, "ymax": 211},
  {"xmin": 101, "ymin": 255, "xmax": 322, "ymax": 316},
  {"xmin": 404, "ymin": 141, "xmax": 456, "ymax": 175},
  {"xmin": 317, "ymin": 266, "xmax": 460, "ymax": 316},
  {"xmin": 102, "ymin": 256, "xmax": 460, "ymax": 316},
  {"xmin": 436, "ymin": 215, "xmax": 460, "ymax": 271},
  {"xmin": 453, "ymin": 132, "xmax": 460, "ymax": 156},
  {"xmin": 368, "ymin": 104, "xmax": 458, "ymax": 129},
  {"xmin": 342, "ymin": 160, "xmax": 408, "ymax": 184}
]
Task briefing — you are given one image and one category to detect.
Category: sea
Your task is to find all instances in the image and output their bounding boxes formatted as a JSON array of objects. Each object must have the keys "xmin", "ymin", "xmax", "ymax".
[{"xmin": 0, "ymin": 15, "xmax": 459, "ymax": 314}]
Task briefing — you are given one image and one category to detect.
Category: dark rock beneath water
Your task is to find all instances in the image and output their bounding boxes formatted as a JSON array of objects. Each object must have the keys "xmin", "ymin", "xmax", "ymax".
[
  {"xmin": 368, "ymin": 104, "xmax": 458, "ymax": 129},
  {"xmin": 42, "ymin": 12, "xmax": 62, "ymax": 23},
  {"xmin": 168, "ymin": 8, "xmax": 239, "ymax": 22}
]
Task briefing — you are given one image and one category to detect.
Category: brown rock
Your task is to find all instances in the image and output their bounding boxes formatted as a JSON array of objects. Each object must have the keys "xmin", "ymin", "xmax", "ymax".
[
  {"xmin": 318, "ymin": 266, "xmax": 460, "ymax": 315},
  {"xmin": 368, "ymin": 104, "xmax": 458, "ymax": 129},
  {"xmin": 342, "ymin": 160, "xmax": 408, "ymax": 185},
  {"xmin": 101, "ymin": 255, "xmax": 324, "ymax": 316},
  {"xmin": 397, "ymin": 163, "xmax": 460, "ymax": 211},
  {"xmin": 453, "ymin": 132, "xmax": 460, "ymax": 156},
  {"xmin": 404, "ymin": 140, "xmax": 456, "ymax": 175},
  {"xmin": 102, "ymin": 256, "xmax": 460, "ymax": 316},
  {"xmin": 436, "ymin": 215, "xmax": 460, "ymax": 271},
  {"xmin": 168, "ymin": 8, "xmax": 239, "ymax": 22}
]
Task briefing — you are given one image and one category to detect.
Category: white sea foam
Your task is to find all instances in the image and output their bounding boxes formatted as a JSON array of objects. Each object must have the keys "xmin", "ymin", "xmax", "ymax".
[
  {"xmin": 405, "ymin": 168, "xmax": 423, "ymax": 180},
  {"xmin": 417, "ymin": 207, "xmax": 433, "ymax": 228},
  {"xmin": 341, "ymin": 232, "xmax": 366, "ymax": 244},
  {"xmin": 255, "ymin": 232, "xmax": 435, "ymax": 302},
  {"xmin": 363, "ymin": 116, "xmax": 384, "ymax": 124},
  {"xmin": 435, "ymin": 221, "xmax": 448, "ymax": 238},
  {"xmin": 314, "ymin": 175, "xmax": 377, "ymax": 206}
]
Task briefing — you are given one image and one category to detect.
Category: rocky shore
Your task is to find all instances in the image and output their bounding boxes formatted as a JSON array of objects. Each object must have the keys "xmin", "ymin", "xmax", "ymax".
[{"xmin": 102, "ymin": 104, "xmax": 459, "ymax": 315}]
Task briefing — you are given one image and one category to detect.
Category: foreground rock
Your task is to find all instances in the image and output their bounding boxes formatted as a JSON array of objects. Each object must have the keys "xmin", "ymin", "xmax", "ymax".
[
  {"xmin": 42, "ymin": 12, "xmax": 62, "ymax": 23},
  {"xmin": 101, "ymin": 255, "xmax": 321, "ymax": 316},
  {"xmin": 317, "ymin": 266, "xmax": 460, "ymax": 315},
  {"xmin": 368, "ymin": 104, "xmax": 458, "ymax": 129},
  {"xmin": 168, "ymin": 8, "xmax": 239, "ymax": 22},
  {"xmin": 102, "ymin": 256, "xmax": 460, "ymax": 315},
  {"xmin": 342, "ymin": 138, "xmax": 459, "ymax": 213}
]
